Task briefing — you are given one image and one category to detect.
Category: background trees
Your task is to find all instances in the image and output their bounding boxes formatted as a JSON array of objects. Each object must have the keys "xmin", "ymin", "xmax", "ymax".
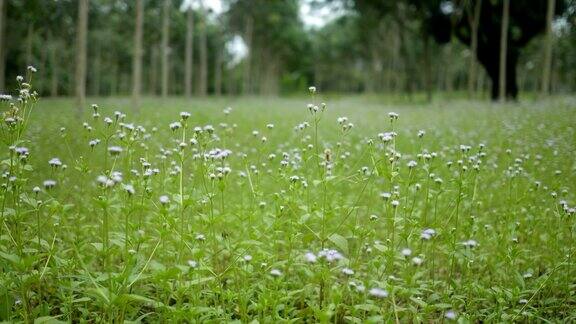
[{"xmin": 0, "ymin": 0, "xmax": 574, "ymax": 101}]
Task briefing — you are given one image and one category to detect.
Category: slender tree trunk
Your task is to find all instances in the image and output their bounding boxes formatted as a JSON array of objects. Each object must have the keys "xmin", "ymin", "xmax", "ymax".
[
  {"xmin": 214, "ymin": 46, "xmax": 222, "ymax": 96},
  {"xmin": 26, "ymin": 24, "xmax": 34, "ymax": 66},
  {"xmin": 132, "ymin": 0, "xmax": 144, "ymax": 111},
  {"xmin": 541, "ymin": 0, "xmax": 555, "ymax": 96},
  {"xmin": 48, "ymin": 32, "xmax": 59, "ymax": 97},
  {"xmin": 423, "ymin": 32, "xmax": 432, "ymax": 103},
  {"xmin": 468, "ymin": 0, "xmax": 482, "ymax": 99},
  {"xmin": 150, "ymin": 44, "xmax": 158, "ymax": 95},
  {"xmin": 185, "ymin": 8, "xmax": 194, "ymax": 98},
  {"xmin": 498, "ymin": 0, "xmax": 510, "ymax": 102},
  {"xmin": 161, "ymin": 0, "xmax": 170, "ymax": 98},
  {"xmin": 92, "ymin": 45, "xmax": 101, "ymax": 96},
  {"xmin": 75, "ymin": 0, "xmax": 88, "ymax": 112},
  {"xmin": 199, "ymin": 14, "xmax": 207, "ymax": 96},
  {"xmin": 243, "ymin": 16, "xmax": 253, "ymax": 95},
  {"xmin": 0, "ymin": 0, "xmax": 5, "ymax": 92}
]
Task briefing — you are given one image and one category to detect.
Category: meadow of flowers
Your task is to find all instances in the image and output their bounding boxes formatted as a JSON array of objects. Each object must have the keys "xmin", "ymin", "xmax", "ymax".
[{"xmin": 1, "ymin": 69, "xmax": 575, "ymax": 322}]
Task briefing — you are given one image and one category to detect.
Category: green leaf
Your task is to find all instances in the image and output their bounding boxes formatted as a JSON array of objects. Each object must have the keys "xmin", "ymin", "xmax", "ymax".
[{"xmin": 328, "ymin": 233, "xmax": 348, "ymax": 254}]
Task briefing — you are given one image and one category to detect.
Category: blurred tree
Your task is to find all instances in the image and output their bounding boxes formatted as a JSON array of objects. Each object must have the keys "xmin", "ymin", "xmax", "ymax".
[
  {"xmin": 75, "ymin": 0, "xmax": 88, "ymax": 111},
  {"xmin": 426, "ymin": 0, "xmax": 567, "ymax": 100},
  {"xmin": 132, "ymin": 0, "xmax": 144, "ymax": 111},
  {"xmin": 161, "ymin": 0, "xmax": 170, "ymax": 97}
]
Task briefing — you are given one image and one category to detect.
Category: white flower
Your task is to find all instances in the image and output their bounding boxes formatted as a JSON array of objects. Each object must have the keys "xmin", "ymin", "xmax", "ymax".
[
  {"xmin": 159, "ymin": 195, "xmax": 170, "ymax": 205},
  {"xmin": 391, "ymin": 200, "xmax": 400, "ymax": 208},
  {"xmin": 169, "ymin": 122, "xmax": 182, "ymax": 130},
  {"xmin": 317, "ymin": 249, "xmax": 343, "ymax": 262},
  {"xmin": 308, "ymin": 86, "xmax": 316, "ymax": 94},
  {"xmin": 369, "ymin": 287, "xmax": 388, "ymax": 298},
  {"xmin": 43, "ymin": 180, "xmax": 56, "ymax": 189},
  {"xmin": 445, "ymin": 310, "xmax": 457, "ymax": 320},
  {"xmin": 180, "ymin": 112, "xmax": 191, "ymax": 120},
  {"xmin": 380, "ymin": 192, "xmax": 391, "ymax": 200},
  {"xmin": 270, "ymin": 269, "xmax": 282, "ymax": 277},
  {"xmin": 49, "ymin": 158, "xmax": 62, "ymax": 167},
  {"xmin": 412, "ymin": 257, "xmax": 423, "ymax": 266},
  {"xmin": 461, "ymin": 239, "xmax": 478, "ymax": 248},
  {"xmin": 304, "ymin": 252, "xmax": 317, "ymax": 263},
  {"xmin": 341, "ymin": 268, "xmax": 354, "ymax": 275},
  {"xmin": 401, "ymin": 248, "xmax": 412, "ymax": 257},
  {"xmin": 123, "ymin": 184, "xmax": 135, "ymax": 195},
  {"xmin": 407, "ymin": 160, "xmax": 418, "ymax": 168},
  {"xmin": 27, "ymin": 65, "xmax": 37, "ymax": 73},
  {"xmin": 243, "ymin": 255, "xmax": 253, "ymax": 262},
  {"xmin": 32, "ymin": 186, "xmax": 41, "ymax": 193},
  {"xmin": 187, "ymin": 260, "xmax": 198, "ymax": 268},
  {"xmin": 388, "ymin": 112, "xmax": 399, "ymax": 120},
  {"xmin": 421, "ymin": 228, "xmax": 436, "ymax": 240},
  {"xmin": 108, "ymin": 146, "xmax": 123, "ymax": 156}
]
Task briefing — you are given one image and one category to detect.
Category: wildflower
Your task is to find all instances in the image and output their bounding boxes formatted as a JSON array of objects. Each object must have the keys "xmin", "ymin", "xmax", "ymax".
[
  {"xmin": 180, "ymin": 112, "xmax": 191, "ymax": 120},
  {"xmin": 96, "ymin": 175, "xmax": 115, "ymax": 188},
  {"xmin": 317, "ymin": 249, "xmax": 343, "ymax": 262},
  {"xmin": 266, "ymin": 123, "xmax": 274, "ymax": 129},
  {"xmin": 391, "ymin": 200, "xmax": 400, "ymax": 208},
  {"xmin": 412, "ymin": 257, "xmax": 423, "ymax": 266},
  {"xmin": 461, "ymin": 239, "xmax": 478, "ymax": 248},
  {"xmin": 196, "ymin": 234, "xmax": 206, "ymax": 241},
  {"xmin": 369, "ymin": 287, "xmax": 388, "ymax": 298},
  {"xmin": 388, "ymin": 112, "xmax": 399, "ymax": 120},
  {"xmin": 169, "ymin": 122, "xmax": 182, "ymax": 131},
  {"xmin": 380, "ymin": 192, "xmax": 392, "ymax": 200},
  {"xmin": 27, "ymin": 65, "xmax": 37, "ymax": 73},
  {"xmin": 341, "ymin": 268, "xmax": 354, "ymax": 275},
  {"xmin": 123, "ymin": 184, "xmax": 135, "ymax": 195},
  {"xmin": 445, "ymin": 310, "xmax": 457, "ymax": 320},
  {"xmin": 407, "ymin": 160, "xmax": 418, "ymax": 168},
  {"xmin": 304, "ymin": 252, "xmax": 317, "ymax": 263},
  {"xmin": 108, "ymin": 146, "xmax": 123, "ymax": 156},
  {"xmin": 187, "ymin": 260, "xmax": 198, "ymax": 268},
  {"xmin": 308, "ymin": 86, "xmax": 316, "ymax": 94},
  {"xmin": 159, "ymin": 195, "xmax": 170, "ymax": 205},
  {"xmin": 270, "ymin": 269, "xmax": 282, "ymax": 277},
  {"xmin": 243, "ymin": 255, "xmax": 253, "ymax": 262},
  {"xmin": 43, "ymin": 180, "xmax": 56, "ymax": 189},
  {"xmin": 32, "ymin": 186, "xmax": 41, "ymax": 194},
  {"xmin": 16, "ymin": 75, "xmax": 24, "ymax": 82},
  {"xmin": 401, "ymin": 248, "xmax": 412, "ymax": 257},
  {"xmin": 49, "ymin": 158, "xmax": 62, "ymax": 167},
  {"xmin": 418, "ymin": 130, "xmax": 425, "ymax": 138},
  {"xmin": 421, "ymin": 228, "xmax": 436, "ymax": 240}
]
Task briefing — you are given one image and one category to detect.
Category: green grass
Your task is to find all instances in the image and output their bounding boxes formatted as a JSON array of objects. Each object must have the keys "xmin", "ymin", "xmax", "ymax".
[{"xmin": 1, "ymin": 86, "xmax": 576, "ymax": 322}]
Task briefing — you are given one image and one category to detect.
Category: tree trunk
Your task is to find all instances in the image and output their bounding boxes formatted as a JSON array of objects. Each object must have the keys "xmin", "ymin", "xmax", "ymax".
[
  {"xmin": 185, "ymin": 8, "xmax": 194, "ymax": 98},
  {"xmin": 243, "ymin": 16, "xmax": 253, "ymax": 95},
  {"xmin": 75, "ymin": 0, "xmax": 88, "ymax": 112},
  {"xmin": 198, "ymin": 14, "xmax": 208, "ymax": 96},
  {"xmin": 132, "ymin": 0, "xmax": 144, "ymax": 111},
  {"xmin": 468, "ymin": 0, "xmax": 482, "ymax": 99},
  {"xmin": 161, "ymin": 0, "xmax": 170, "ymax": 98},
  {"xmin": 48, "ymin": 32, "xmax": 59, "ymax": 97},
  {"xmin": 26, "ymin": 24, "xmax": 34, "ymax": 66},
  {"xmin": 423, "ymin": 32, "xmax": 432, "ymax": 103},
  {"xmin": 498, "ymin": 0, "xmax": 510, "ymax": 102},
  {"xmin": 214, "ymin": 46, "xmax": 222, "ymax": 96},
  {"xmin": 150, "ymin": 44, "xmax": 158, "ymax": 95},
  {"xmin": 0, "ymin": 0, "xmax": 5, "ymax": 92},
  {"xmin": 541, "ymin": 0, "xmax": 555, "ymax": 96},
  {"xmin": 92, "ymin": 45, "xmax": 101, "ymax": 96}
]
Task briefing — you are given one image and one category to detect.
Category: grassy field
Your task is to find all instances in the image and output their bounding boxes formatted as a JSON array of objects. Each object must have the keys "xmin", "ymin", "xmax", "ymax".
[{"xmin": 1, "ymin": 84, "xmax": 576, "ymax": 322}]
